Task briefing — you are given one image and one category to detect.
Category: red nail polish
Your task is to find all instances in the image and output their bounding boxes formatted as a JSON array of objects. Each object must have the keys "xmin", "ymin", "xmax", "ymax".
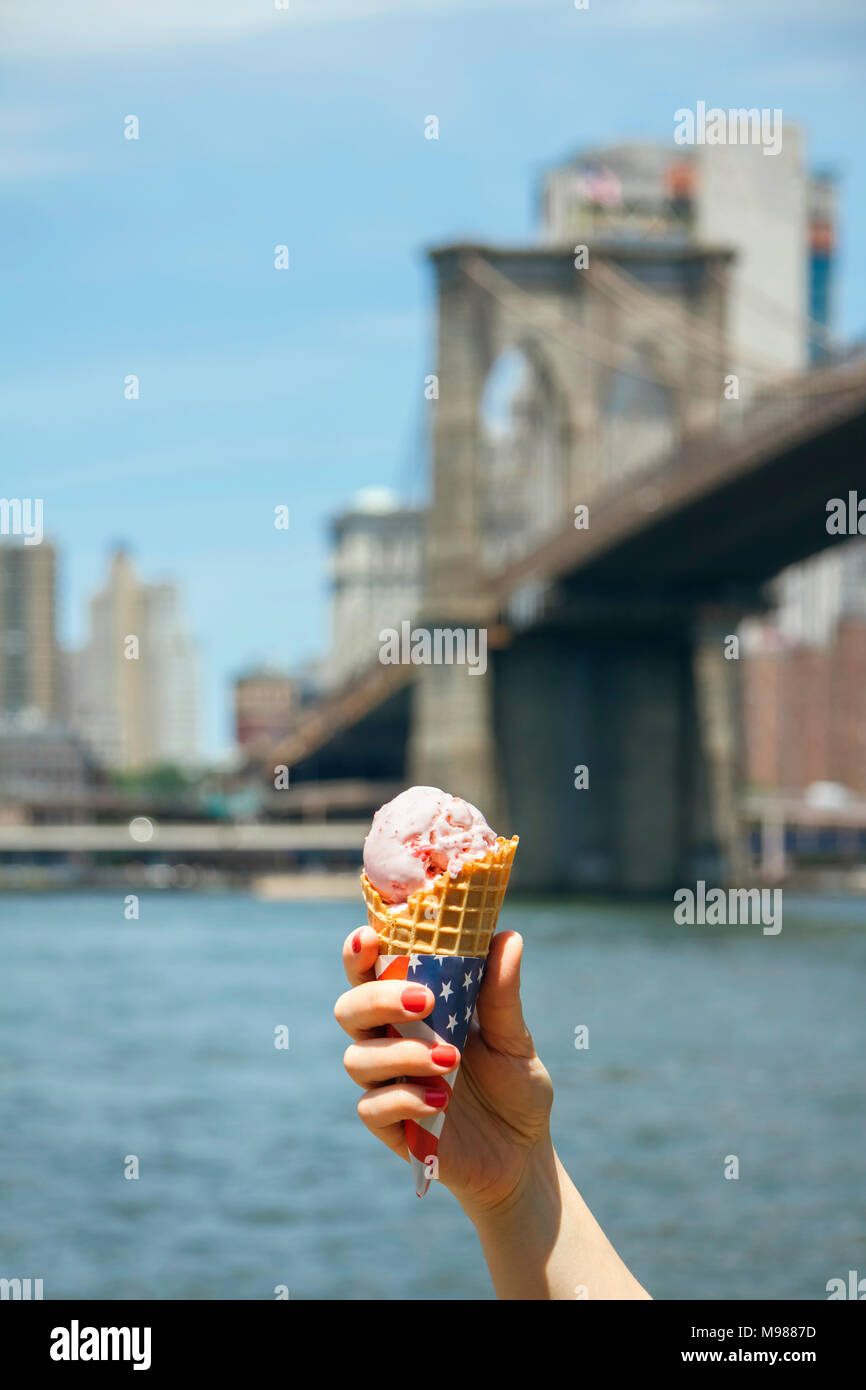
[
  {"xmin": 425, "ymin": 1089, "xmax": 448, "ymax": 1108},
  {"xmin": 401, "ymin": 985, "xmax": 429, "ymax": 1014},
  {"xmin": 351, "ymin": 932, "xmax": 362, "ymax": 954},
  {"xmin": 431, "ymin": 1044, "xmax": 457, "ymax": 1068}
]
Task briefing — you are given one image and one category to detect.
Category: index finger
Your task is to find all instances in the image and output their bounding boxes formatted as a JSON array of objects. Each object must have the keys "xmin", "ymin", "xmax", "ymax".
[{"xmin": 341, "ymin": 924, "xmax": 380, "ymax": 988}]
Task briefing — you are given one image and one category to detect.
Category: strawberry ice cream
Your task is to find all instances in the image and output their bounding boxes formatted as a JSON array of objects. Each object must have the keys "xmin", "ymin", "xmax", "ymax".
[{"xmin": 363, "ymin": 785, "xmax": 497, "ymax": 905}]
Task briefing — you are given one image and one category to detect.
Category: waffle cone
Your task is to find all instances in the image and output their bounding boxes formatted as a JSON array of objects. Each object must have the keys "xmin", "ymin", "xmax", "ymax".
[{"xmin": 361, "ymin": 835, "xmax": 518, "ymax": 958}]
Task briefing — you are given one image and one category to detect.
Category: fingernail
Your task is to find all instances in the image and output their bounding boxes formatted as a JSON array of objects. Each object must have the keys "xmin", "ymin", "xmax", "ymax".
[
  {"xmin": 401, "ymin": 985, "xmax": 429, "ymax": 1013},
  {"xmin": 351, "ymin": 931, "xmax": 362, "ymax": 954},
  {"xmin": 431, "ymin": 1044, "xmax": 457, "ymax": 1068},
  {"xmin": 424, "ymin": 1088, "xmax": 448, "ymax": 1108}
]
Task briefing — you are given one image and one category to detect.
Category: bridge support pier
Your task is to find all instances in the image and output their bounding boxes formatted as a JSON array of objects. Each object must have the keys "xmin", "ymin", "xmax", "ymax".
[
  {"xmin": 407, "ymin": 635, "xmax": 506, "ymax": 830},
  {"xmin": 408, "ymin": 250, "xmax": 508, "ymax": 827},
  {"xmin": 692, "ymin": 609, "xmax": 749, "ymax": 886},
  {"xmin": 492, "ymin": 605, "xmax": 750, "ymax": 894}
]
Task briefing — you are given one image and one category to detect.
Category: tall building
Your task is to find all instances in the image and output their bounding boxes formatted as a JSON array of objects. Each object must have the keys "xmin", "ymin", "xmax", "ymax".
[
  {"xmin": 540, "ymin": 132, "xmax": 826, "ymax": 383},
  {"xmin": 143, "ymin": 582, "xmax": 200, "ymax": 767},
  {"xmin": 0, "ymin": 540, "xmax": 59, "ymax": 720},
  {"xmin": 542, "ymin": 135, "xmax": 865, "ymax": 755},
  {"xmin": 70, "ymin": 547, "xmax": 199, "ymax": 771},
  {"xmin": 743, "ymin": 615, "xmax": 866, "ymax": 796},
  {"xmin": 234, "ymin": 666, "xmax": 297, "ymax": 755},
  {"xmin": 327, "ymin": 488, "xmax": 424, "ymax": 689}
]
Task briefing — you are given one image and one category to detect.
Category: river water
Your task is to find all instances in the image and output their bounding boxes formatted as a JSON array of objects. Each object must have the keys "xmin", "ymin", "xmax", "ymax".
[{"xmin": 1, "ymin": 890, "xmax": 863, "ymax": 1300}]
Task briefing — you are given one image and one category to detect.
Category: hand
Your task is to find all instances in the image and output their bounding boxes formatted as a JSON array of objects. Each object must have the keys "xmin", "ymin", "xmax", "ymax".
[{"xmin": 334, "ymin": 926, "xmax": 554, "ymax": 1218}]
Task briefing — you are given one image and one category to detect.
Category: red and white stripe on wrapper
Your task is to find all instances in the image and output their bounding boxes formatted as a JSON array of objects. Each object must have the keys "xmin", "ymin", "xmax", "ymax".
[{"xmin": 374, "ymin": 951, "xmax": 485, "ymax": 1198}]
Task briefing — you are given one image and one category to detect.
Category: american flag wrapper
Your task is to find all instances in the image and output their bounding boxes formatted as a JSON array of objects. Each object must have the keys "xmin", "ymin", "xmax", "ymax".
[{"xmin": 374, "ymin": 950, "xmax": 485, "ymax": 1198}]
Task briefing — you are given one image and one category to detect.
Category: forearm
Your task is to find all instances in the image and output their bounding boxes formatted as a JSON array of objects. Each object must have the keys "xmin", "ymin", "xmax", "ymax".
[{"xmin": 463, "ymin": 1140, "xmax": 651, "ymax": 1301}]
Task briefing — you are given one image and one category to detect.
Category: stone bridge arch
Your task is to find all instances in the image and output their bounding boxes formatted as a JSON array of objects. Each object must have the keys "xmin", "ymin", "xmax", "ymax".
[
  {"xmin": 478, "ymin": 336, "xmax": 573, "ymax": 571},
  {"xmin": 422, "ymin": 242, "xmax": 730, "ymax": 615},
  {"xmin": 411, "ymin": 240, "xmax": 733, "ymax": 835}
]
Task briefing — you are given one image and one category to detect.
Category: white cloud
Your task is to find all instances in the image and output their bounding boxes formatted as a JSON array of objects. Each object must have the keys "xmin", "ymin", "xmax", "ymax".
[
  {"xmin": 590, "ymin": 0, "xmax": 864, "ymax": 24},
  {"xmin": 0, "ymin": 0, "xmax": 493, "ymax": 58},
  {"xmin": 3, "ymin": 0, "xmax": 861, "ymax": 60}
]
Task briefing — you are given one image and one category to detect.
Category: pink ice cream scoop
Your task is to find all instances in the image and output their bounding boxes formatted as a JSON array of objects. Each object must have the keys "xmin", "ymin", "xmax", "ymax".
[{"xmin": 363, "ymin": 785, "xmax": 497, "ymax": 905}]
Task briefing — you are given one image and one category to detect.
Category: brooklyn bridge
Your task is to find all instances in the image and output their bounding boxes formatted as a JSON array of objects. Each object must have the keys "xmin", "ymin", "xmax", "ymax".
[{"xmin": 268, "ymin": 239, "xmax": 866, "ymax": 892}]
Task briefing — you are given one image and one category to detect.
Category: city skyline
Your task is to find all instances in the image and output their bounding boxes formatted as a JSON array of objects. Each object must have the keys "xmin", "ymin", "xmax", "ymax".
[
  {"xmin": 3, "ymin": 0, "xmax": 866, "ymax": 756},
  {"xmin": 67, "ymin": 546, "xmax": 199, "ymax": 771}
]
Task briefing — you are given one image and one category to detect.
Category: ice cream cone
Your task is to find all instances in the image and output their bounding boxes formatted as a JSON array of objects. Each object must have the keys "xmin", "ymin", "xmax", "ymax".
[
  {"xmin": 361, "ymin": 834, "xmax": 519, "ymax": 959},
  {"xmin": 364, "ymin": 834, "xmax": 518, "ymax": 1198}
]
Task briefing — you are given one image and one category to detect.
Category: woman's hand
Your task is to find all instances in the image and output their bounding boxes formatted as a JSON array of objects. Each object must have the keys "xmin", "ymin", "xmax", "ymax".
[
  {"xmin": 334, "ymin": 926, "xmax": 554, "ymax": 1220},
  {"xmin": 336, "ymin": 925, "xmax": 650, "ymax": 1299}
]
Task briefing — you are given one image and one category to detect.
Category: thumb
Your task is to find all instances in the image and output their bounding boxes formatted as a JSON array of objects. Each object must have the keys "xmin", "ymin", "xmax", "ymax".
[{"xmin": 475, "ymin": 931, "xmax": 535, "ymax": 1057}]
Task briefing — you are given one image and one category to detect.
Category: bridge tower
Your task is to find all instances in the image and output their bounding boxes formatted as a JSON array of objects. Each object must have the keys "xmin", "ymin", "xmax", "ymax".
[{"xmin": 409, "ymin": 241, "xmax": 747, "ymax": 890}]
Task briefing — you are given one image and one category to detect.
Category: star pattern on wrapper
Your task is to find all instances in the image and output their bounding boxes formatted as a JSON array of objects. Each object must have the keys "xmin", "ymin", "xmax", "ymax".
[
  {"xmin": 376, "ymin": 953, "xmax": 489, "ymax": 1200},
  {"xmin": 389, "ymin": 953, "xmax": 485, "ymax": 1055}
]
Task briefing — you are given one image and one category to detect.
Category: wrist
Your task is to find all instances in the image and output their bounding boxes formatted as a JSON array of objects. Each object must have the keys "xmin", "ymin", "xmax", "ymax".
[{"xmin": 459, "ymin": 1133, "xmax": 561, "ymax": 1232}]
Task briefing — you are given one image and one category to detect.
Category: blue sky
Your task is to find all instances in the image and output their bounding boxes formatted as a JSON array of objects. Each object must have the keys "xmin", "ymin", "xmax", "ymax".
[{"xmin": 3, "ymin": 0, "xmax": 865, "ymax": 757}]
